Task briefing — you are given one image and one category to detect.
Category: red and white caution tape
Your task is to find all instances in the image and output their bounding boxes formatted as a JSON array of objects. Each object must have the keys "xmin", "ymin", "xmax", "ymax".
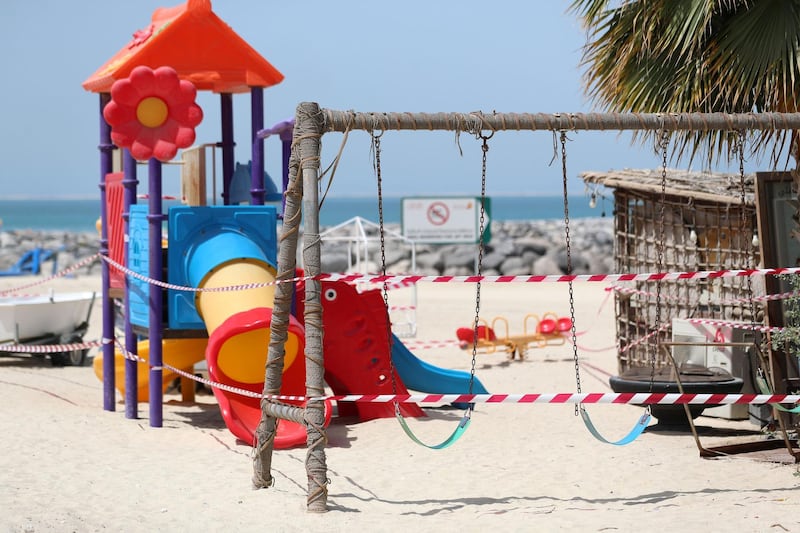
[
  {"xmin": 4, "ymin": 254, "xmax": 797, "ymax": 298},
  {"xmin": 0, "ymin": 339, "xmax": 101, "ymax": 354},
  {"xmin": 313, "ymin": 392, "xmax": 800, "ymax": 405},
  {"xmin": 685, "ymin": 317, "xmax": 782, "ymax": 334},
  {"xmin": 358, "ymin": 278, "xmax": 419, "ymax": 292},
  {"xmin": 102, "ymin": 253, "xmax": 800, "ymax": 295},
  {"xmin": 0, "ymin": 254, "xmax": 100, "ymax": 296},
  {"xmin": 607, "ymin": 285, "xmax": 800, "ymax": 307},
  {"xmin": 164, "ymin": 363, "xmax": 264, "ymax": 399},
  {"xmin": 618, "ymin": 323, "xmax": 671, "ymax": 354},
  {"xmin": 110, "ymin": 339, "xmax": 264, "ymax": 399},
  {"xmin": 104, "ymin": 338, "xmax": 800, "ymax": 406},
  {"xmin": 316, "ymin": 266, "xmax": 800, "ymax": 285},
  {"xmin": 402, "ymin": 339, "xmax": 462, "ymax": 350},
  {"xmin": 102, "ymin": 256, "xmax": 276, "ymax": 292}
]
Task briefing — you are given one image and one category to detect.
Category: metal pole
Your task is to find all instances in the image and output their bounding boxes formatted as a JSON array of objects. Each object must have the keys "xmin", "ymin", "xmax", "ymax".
[
  {"xmin": 147, "ymin": 159, "xmax": 164, "ymax": 427},
  {"xmin": 220, "ymin": 93, "xmax": 234, "ymax": 205},
  {"xmin": 98, "ymin": 93, "xmax": 116, "ymax": 412},
  {"xmin": 250, "ymin": 87, "xmax": 265, "ymax": 205},
  {"xmin": 122, "ymin": 150, "xmax": 139, "ymax": 419}
]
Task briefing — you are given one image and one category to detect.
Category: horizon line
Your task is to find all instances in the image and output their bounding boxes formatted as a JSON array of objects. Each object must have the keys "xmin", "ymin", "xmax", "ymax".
[{"xmin": 0, "ymin": 192, "xmax": 595, "ymax": 201}]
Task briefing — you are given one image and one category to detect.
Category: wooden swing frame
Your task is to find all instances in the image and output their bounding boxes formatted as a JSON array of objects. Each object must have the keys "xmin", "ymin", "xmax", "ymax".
[{"xmin": 252, "ymin": 104, "xmax": 800, "ymax": 512}]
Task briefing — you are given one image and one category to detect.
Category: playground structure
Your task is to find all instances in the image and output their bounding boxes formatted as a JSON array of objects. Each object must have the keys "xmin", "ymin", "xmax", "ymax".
[
  {"xmin": 455, "ymin": 313, "xmax": 573, "ymax": 360},
  {"xmin": 83, "ymin": 0, "xmax": 483, "ymax": 451},
  {"xmin": 82, "ymin": 0, "xmax": 292, "ymax": 441}
]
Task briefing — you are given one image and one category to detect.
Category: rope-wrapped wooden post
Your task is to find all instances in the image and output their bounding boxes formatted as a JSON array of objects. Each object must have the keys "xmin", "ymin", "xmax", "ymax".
[
  {"xmin": 252, "ymin": 102, "xmax": 323, "ymax": 506},
  {"xmin": 297, "ymin": 103, "xmax": 329, "ymax": 512}
]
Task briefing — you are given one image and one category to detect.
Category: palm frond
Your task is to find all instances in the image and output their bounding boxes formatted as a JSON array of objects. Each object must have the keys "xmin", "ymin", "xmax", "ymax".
[{"xmin": 573, "ymin": 0, "xmax": 800, "ymax": 167}]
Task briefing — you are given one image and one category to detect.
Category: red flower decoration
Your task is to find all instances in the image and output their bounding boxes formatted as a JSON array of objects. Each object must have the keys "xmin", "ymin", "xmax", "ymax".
[{"xmin": 103, "ymin": 66, "xmax": 203, "ymax": 162}]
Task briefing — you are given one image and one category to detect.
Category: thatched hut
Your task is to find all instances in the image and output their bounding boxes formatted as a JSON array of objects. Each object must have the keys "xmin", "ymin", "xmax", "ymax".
[{"xmin": 580, "ymin": 168, "xmax": 764, "ymax": 372}]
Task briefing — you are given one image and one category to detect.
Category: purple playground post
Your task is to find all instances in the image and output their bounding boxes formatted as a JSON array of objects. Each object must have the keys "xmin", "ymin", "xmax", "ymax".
[
  {"xmin": 147, "ymin": 159, "xmax": 165, "ymax": 427},
  {"xmin": 279, "ymin": 126, "xmax": 291, "ymax": 206},
  {"xmin": 220, "ymin": 93, "xmax": 234, "ymax": 205},
  {"xmin": 98, "ymin": 92, "xmax": 116, "ymax": 412},
  {"xmin": 122, "ymin": 150, "xmax": 139, "ymax": 419},
  {"xmin": 250, "ymin": 87, "xmax": 265, "ymax": 205},
  {"xmin": 257, "ymin": 118, "xmax": 294, "ymax": 215}
]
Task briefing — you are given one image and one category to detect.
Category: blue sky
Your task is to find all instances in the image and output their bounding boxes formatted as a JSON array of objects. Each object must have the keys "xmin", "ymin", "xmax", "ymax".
[{"xmin": 0, "ymin": 1, "xmax": 758, "ymax": 200}]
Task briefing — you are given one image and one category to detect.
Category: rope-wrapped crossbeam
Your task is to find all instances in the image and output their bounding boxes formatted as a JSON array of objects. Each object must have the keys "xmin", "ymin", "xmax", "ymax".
[
  {"xmin": 261, "ymin": 401, "xmax": 306, "ymax": 425},
  {"xmin": 321, "ymin": 110, "xmax": 800, "ymax": 134},
  {"xmin": 318, "ymin": 393, "xmax": 800, "ymax": 405}
]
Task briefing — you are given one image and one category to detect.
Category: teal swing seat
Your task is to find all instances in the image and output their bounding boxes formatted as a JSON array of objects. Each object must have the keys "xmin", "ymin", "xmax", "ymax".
[
  {"xmin": 580, "ymin": 406, "xmax": 652, "ymax": 446},
  {"xmin": 395, "ymin": 405, "xmax": 472, "ymax": 450}
]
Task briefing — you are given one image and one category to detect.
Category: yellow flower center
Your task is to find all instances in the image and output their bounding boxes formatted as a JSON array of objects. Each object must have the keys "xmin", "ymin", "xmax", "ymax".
[{"xmin": 136, "ymin": 96, "xmax": 169, "ymax": 128}]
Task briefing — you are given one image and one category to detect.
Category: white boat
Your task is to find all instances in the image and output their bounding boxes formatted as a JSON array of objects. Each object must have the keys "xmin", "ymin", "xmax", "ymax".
[{"xmin": 0, "ymin": 291, "xmax": 96, "ymax": 366}]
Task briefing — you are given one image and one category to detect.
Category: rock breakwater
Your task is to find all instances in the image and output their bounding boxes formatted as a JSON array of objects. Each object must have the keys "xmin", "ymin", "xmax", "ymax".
[
  {"xmin": 0, "ymin": 230, "xmax": 101, "ymax": 276},
  {"xmin": 0, "ymin": 217, "xmax": 615, "ymax": 278},
  {"xmin": 318, "ymin": 217, "xmax": 615, "ymax": 276}
]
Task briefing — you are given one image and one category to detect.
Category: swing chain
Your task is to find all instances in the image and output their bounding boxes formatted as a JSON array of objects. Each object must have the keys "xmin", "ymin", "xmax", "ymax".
[
  {"xmin": 560, "ymin": 131, "xmax": 582, "ymax": 414},
  {"xmin": 735, "ymin": 130, "xmax": 765, "ymax": 376},
  {"xmin": 736, "ymin": 131, "xmax": 757, "ymax": 322},
  {"xmin": 372, "ymin": 131, "xmax": 397, "ymax": 397},
  {"xmin": 650, "ymin": 131, "xmax": 669, "ymax": 387},
  {"xmin": 375, "ymin": 133, "xmax": 386, "ymax": 279},
  {"xmin": 558, "ymin": 130, "xmax": 651, "ymax": 440},
  {"xmin": 469, "ymin": 133, "xmax": 491, "ymax": 397}
]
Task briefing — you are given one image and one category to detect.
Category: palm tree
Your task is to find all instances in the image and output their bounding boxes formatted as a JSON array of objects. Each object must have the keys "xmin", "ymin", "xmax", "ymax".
[
  {"xmin": 570, "ymin": 0, "xmax": 800, "ymax": 163},
  {"xmin": 571, "ymin": 1, "xmax": 800, "ymax": 418}
]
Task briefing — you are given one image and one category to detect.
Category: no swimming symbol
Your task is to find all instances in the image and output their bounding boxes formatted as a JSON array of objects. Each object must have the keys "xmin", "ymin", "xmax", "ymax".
[{"xmin": 426, "ymin": 202, "xmax": 450, "ymax": 226}]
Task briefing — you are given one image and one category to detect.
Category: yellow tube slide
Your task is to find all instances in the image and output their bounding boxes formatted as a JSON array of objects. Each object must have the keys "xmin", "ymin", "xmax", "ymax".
[
  {"xmin": 196, "ymin": 259, "xmax": 274, "ymax": 332},
  {"xmin": 196, "ymin": 259, "xmax": 299, "ymax": 377}
]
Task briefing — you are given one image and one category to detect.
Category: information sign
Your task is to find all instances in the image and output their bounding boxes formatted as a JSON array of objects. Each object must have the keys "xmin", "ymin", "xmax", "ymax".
[{"xmin": 401, "ymin": 196, "xmax": 491, "ymax": 244}]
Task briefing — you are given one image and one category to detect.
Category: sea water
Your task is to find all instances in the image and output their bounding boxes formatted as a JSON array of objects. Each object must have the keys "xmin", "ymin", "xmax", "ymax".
[{"xmin": 0, "ymin": 195, "xmax": 609, "ymax": 232}]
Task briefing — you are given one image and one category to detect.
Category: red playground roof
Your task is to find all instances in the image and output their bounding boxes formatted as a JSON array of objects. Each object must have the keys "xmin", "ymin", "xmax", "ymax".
[{"xmin": 83, "ymin": 0, "xmax": 284, "ymax": 94}]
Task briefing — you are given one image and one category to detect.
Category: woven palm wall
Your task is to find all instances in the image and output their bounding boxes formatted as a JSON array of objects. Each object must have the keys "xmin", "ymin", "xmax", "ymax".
[{"xmin": 582, "ymin": 169, "xmax": 764, "ymax": 371}]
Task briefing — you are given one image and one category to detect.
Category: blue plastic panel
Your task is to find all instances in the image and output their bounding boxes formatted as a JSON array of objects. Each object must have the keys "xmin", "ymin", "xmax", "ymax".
[
  {"xmin": 166, "ymin": 205, "xmax": 277, "ymax": 330},
  {"xmin": 127, "ymin": 205, "xmax": 152, "ymax": 328}
]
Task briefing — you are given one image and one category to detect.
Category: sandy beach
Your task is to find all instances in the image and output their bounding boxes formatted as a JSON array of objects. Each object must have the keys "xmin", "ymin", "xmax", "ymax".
[{"xmin": 1, "ymin": 271, "xmax": 798, "ymax": 532}]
